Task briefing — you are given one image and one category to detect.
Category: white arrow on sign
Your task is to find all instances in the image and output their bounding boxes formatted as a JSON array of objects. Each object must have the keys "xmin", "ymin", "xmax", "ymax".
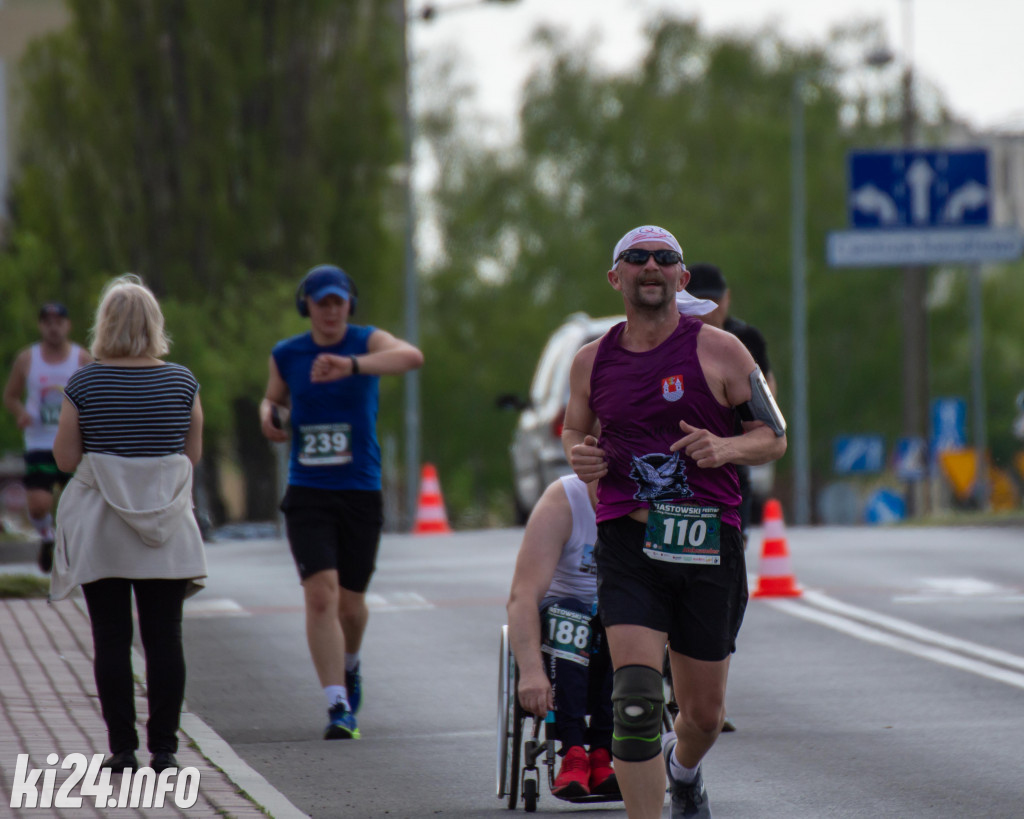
[
  {"xmin": 942, "ymin": 180, "xmax": 988, "ymax": 223},
  {"xmin": 850, "ymin": 183, "xmax": 899, "ymax": 224},
  {"xmin": 906, "ymin": 158, "xmax": 935, "ymax": 224}
]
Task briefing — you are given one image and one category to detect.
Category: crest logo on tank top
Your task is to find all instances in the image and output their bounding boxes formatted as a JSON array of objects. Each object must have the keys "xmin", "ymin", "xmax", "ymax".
[{"xmin": 662, "ymin": 375, "xmax": 684, "ymax": 402}]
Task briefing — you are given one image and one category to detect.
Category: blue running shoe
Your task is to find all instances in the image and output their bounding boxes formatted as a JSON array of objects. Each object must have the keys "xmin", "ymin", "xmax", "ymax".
[
  {"xmin": 346, "ymin": 664, "xmax": 362, "ymax": 714},
  {"xmin": 324, "ymin": 704, "xmax": 359, "ymax": 740}
]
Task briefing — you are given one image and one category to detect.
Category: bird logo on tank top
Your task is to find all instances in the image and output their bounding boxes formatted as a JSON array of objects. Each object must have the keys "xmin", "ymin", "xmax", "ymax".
[
  {"xmin": 629, "ymin": 452, "xmax": 693, "ymax": 502},
  {"xmin": 662, "ymin": 375, "xmax": 684, "ymax": 402}
]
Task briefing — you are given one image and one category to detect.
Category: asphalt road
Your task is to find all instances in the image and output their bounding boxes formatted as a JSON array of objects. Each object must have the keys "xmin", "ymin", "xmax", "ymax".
[{"xmin": 181, "ymin": 523, "xmax": 1024, "ymax": 818}]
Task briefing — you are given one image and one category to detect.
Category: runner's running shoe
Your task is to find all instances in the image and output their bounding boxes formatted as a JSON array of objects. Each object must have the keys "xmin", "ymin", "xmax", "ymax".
[
  {"xmin": 324, "ymin": 704, "xmax": 360, "ymax": 740},
  {"xmin": 346, "ymin": 664, "xmax": 362, "ymax": 714},
  {"xmin": 552, "ymin": 745, "xmax": 590, "ymax": 799},
  {"xmin": 588, "ymin": 746, "xmax": 619, "ymax": 795},
  {"xmin": 663, "ymin": 734, "xmax": 712, "ymax": 818}
]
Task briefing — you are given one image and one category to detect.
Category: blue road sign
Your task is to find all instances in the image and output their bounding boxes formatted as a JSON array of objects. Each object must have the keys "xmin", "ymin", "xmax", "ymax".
[
  {"xmin": 893, "ymin": 436, "xmax": 928, "ymax": 481},
  {"xmin": 849, "ymin": 149, "xmax": 990, "ymax": 229},
  {"xmin": 864, "ymin": 488, "xmax": 906, "ymax": 525},
  {"xmin": 930, "ymin": 397, "xmax": 968, "ymax": 454},
  {"xmin": 833, "ymin": 435, "xmax": 885, "ymax": 475}
]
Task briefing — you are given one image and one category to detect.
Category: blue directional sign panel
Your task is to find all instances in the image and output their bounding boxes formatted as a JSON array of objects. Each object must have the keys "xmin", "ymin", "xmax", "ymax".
[
  {"xmin": 849, "ymin": 149, "xmax": 989, "ymax": 229},
  {"xmin": 930, "ymin": 397, "xmax": 967, "ymax": 453},
  {"xmin": 864, "ymin": 488, "xmax": 907, "ymax": 525},
  {"xmin": 833, "ymin": 435, "xmax": 885, "ymax": 475},
  {"xmin": 893, "ymin": 436, "xmax": 928, "ymax": 481}
]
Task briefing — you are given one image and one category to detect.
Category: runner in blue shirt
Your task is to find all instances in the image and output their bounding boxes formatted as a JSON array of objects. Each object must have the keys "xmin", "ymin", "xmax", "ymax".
[{"xmin": 260, "ymin": 265, "xmax": 423, "ymax": 740}]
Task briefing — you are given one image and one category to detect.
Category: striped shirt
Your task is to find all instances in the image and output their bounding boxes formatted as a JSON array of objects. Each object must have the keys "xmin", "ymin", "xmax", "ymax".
[{"xmin": 64, "ymin": 363, "xmax": 200, "ymax": 457}]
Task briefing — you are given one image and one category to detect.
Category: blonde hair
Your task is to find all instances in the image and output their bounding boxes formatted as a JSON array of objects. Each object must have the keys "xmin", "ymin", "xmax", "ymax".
[{"xmin": 90, "ymin": 274, "xmax": 170, "ymax": 359}]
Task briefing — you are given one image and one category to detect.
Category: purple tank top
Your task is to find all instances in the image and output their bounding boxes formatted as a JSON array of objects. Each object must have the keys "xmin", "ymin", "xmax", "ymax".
[{"xmin": 590, "ymin": 314, "xmax": 741, "ymax": 527}]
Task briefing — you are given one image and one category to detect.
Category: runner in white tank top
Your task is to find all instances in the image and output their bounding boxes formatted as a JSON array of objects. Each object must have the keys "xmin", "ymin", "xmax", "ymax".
[{"xmin": 2, "ymin": 302, "xmax": 90, "ymax": 571}]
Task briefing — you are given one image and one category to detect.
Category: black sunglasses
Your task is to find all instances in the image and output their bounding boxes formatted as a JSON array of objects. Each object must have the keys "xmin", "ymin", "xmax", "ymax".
[{"xmin": 616, "ymin": 248, "xmax": 683, "ymax": 266}]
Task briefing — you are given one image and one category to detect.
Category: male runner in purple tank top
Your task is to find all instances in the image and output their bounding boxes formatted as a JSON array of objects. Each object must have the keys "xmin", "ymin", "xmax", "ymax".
[{"xmin": 562, "ymin": 225, "xmax": 787, "ymax": 819}]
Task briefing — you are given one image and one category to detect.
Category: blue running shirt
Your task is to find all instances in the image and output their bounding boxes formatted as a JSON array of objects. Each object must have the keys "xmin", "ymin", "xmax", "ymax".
[{"xmin": 272, "ymin": 327, "xmax": 381, "ymax": 491}]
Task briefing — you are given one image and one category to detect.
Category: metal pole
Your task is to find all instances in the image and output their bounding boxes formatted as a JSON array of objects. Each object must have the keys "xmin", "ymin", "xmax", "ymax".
[
  {"xmin": 968, "ymin": 264, "xmax": 988, "ymax": 508},
  {"xmin": 401, "ymin": 5, "xmax": 421, "ymax": 530},
  {"xmin": 0, "ymin": 58, "xmax": 8, "ymax": 225},
  {"xmin": 899, "ymin": 0, "xmax": 929, "ymax": 516},
  {"xmin": 790, "ymin": 74, "xmax": 811, "ymax": 526}
]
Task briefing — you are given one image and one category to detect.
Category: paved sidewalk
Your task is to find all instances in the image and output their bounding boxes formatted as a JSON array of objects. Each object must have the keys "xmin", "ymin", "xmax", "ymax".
[{"xmin": 0, "ymin": 592, "xmax": 293, "ymax": 817}]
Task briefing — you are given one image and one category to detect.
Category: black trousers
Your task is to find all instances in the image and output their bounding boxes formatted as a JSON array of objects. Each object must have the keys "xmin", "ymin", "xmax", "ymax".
[{"xmin": 82, "ymin": 577, "xmax": 188, "ymax": 754}]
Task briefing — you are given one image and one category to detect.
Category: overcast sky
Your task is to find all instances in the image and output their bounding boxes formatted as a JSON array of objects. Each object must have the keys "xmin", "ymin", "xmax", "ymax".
[{"xmin": 411, "ymin": 0, "xmax": 1024, "ymax": 136}]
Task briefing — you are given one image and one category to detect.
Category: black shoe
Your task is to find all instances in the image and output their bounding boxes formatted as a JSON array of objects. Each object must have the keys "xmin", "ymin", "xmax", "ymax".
[
  {"xmin": 150, "ymin": 752, "xmax": 178, "ymax": 773},
  {"xmin": 101, "ymin": 750, "xmax": 138, "ymax": 772},
  {"xmin": 37, "ymin": 540, "xmax": 54, "ymax": 574},
  {"xmin": 721, "ymin": 716, "xmax": 737, "ymax": 733}
]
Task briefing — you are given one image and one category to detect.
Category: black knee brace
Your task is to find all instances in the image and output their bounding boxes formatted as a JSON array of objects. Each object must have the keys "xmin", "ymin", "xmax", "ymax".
[{"xmin": 611, "ymin": 664, "xmax": 664, "ymax": 762}]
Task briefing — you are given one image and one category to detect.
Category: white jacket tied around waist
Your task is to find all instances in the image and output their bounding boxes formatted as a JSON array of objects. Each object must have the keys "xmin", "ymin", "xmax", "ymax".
[{"xmin": 50, "ymin": 452, "xmax": 207, "ymax": 601}]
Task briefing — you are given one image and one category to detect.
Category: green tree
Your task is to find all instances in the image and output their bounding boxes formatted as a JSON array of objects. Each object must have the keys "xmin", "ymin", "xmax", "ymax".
[
  {"xmin": 419, "ymin": 16, "xmax": 1001, "ymax": 523},
  {"xmin": 0, "ymin": 0, "xmax": 406, "ymax": 520}
]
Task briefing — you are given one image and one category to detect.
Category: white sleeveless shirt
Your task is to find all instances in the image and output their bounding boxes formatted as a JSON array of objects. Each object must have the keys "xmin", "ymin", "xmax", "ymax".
[
  {"xmin": 24, "ymin": 343, "xmax": 82, "ymax": 452},
  {"xmin": 543, "ymin": 475, "xmax": 599, "ymax": 605}
]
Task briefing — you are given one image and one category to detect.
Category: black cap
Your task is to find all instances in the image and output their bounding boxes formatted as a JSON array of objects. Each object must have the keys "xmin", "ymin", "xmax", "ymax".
[
  {"xmin": 685, "ymin": 264, "xmax": 727, "ymax": 299},
  {"xmin": 39, "ymin": 302, "xmax": 69, "ymax": 319}
]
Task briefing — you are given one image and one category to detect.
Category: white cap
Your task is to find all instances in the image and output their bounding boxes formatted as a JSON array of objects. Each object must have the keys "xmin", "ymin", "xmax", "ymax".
[{"xmin": 676, "ymin": 290, "xmax": 718, "ymax": 317}]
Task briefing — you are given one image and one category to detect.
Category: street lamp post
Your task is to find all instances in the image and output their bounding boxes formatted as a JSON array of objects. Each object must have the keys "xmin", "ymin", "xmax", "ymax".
[
  {"xmin": 790, "ymin": 73, "xmax": 811, "ymax": 527},
  {"xmin": 789, "ymin": 49, "xmax": 895, "ymax": 528},
  {"xmin": 401, "ymin": 0, "xmax": 519, "ymax": 529},
  {"xmin": 400, "ymin": 2, "xmax": 419, "ymax": 530}
]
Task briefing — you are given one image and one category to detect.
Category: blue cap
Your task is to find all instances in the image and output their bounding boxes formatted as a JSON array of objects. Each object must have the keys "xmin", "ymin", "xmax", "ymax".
[{"xmin": 303, "ymin": 266, "xmax": 352, "ymax": 303}]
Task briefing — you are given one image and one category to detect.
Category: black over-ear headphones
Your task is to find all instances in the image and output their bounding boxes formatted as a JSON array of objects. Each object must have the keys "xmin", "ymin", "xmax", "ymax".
[{"xmin": 295, "ymin": 265, "xmax": 358, "ymax": 317}]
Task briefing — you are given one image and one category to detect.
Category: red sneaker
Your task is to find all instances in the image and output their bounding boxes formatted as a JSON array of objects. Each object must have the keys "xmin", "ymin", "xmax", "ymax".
[
  {"xmin": 588, "ymin": 747, "xmax": 619, "ymax": 795},
  {"xmin": 552, "ymin": 745, "xmax": 590, "ymax": 799}
]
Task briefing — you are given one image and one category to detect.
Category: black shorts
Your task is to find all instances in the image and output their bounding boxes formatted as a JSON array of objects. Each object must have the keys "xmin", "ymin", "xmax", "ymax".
[
  {"xmin": 280, "ymin": 485, "xmax": 384, "ymax": 592},
  {"xmin": 23, "ymin": 451, "xmax": 73, "ymax": 492},
  {"xmin": 595, "ymin": 515, "xmax": 748, "ymax": 662}
]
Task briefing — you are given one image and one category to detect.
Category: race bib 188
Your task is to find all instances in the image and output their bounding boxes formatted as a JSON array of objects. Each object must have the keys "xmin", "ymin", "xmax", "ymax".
[{"xmin": 541, "ymin": 606, "xmax": 592, "ymax": 666}]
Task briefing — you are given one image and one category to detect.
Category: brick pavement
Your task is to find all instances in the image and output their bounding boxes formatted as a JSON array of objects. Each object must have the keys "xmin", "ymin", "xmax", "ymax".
[{"xmin": 0, "ymin": 595, "xmax": 275, "ymax": 818}]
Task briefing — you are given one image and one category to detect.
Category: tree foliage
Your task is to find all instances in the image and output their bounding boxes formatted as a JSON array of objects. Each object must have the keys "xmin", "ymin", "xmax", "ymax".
[
  {"xmin": 0, "ymin": 0, "xmax": 406, "ymax": 518},
  {"xmin": 419, "ymin": 16, "xmax": 1023, "ymax": 521}
]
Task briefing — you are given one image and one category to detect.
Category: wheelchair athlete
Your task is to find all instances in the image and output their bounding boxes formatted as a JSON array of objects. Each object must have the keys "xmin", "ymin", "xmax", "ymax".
[{"xmin": 506, "ymin": 475, "xmax": 618, "ymax": 800}]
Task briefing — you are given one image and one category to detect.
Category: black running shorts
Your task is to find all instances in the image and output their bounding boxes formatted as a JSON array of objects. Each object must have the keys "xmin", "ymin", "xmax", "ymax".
[
  {"xmin": 23, "ymin": 450, "xmax": 72, "ymax": 492},
  {"xmin": 280, "ymin": 485, "xmax": 384, "ymax": 592},
  {"xmin": 595, "ymin": 515, "xmax": 748, "ymax": 662}
]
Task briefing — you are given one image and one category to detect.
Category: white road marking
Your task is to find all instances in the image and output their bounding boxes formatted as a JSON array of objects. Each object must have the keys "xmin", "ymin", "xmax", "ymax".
[
  {"xmin": 767, "ymin": 589, "xmax": 1024, "ymax": 690},
  {"xmin": 366, "ymin": 591, "xmax": 435, "ymax": 612},
  {"xmin": 184, "ymin": 598, "xmax": 250, "ymax": 618},
  {"xmin": 892, "ymin": 576, "xmax": 1024, "ymax": 604}
]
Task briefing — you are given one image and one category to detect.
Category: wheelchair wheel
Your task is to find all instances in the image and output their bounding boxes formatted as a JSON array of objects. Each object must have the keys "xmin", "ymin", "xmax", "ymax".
[
  {"xmin": 508, "ymin": 698, "xmax": 523, "ymax": 810},
  {"xmin": 523, "ymin": 777, "xmax": 538, "ymax": 813},
  {"xmin": 497, "ymin": 625, "xmax": 527, "ymax": 809},
  {"xmin": 497, "ymin": 625, "xmax": 515, "ymax": 801},
  {"xmin": 662, "ymin": 648, "xmax": 679, "ymax": 729}
]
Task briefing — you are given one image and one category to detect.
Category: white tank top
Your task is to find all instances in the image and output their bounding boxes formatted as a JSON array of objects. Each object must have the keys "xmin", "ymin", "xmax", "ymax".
[
  {"xmin": 24, "ymin": 343, "xmax": 82, "ymax": 452},
  {"xmin": 543, "ymin": 475, "xmax": 599, "ymax": 605}
]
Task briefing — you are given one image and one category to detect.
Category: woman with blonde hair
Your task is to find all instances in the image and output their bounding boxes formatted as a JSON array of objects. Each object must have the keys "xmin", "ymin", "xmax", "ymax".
[{"xmin": 51, "ymin": 275, "xmax": 206, "ymax": 774}]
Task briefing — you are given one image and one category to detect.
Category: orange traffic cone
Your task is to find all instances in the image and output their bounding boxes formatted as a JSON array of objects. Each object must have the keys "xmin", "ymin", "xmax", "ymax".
[
  {"xmin": 413, "ymin": 463, "xmax": 452, "ymax": 534},
  {"xmin": 751, "ymin": 498, "xmax": 802, "ymax": 598}
]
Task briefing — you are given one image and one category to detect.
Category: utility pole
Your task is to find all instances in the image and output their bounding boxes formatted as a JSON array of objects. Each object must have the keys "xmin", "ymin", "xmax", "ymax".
[
  {"xmin": 899, "ymin": 0, "xmax": 929, "ymax": 514},
  {"xmin": 790, "ymin": 73, "xmax": 811, "ymax": 527}
]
